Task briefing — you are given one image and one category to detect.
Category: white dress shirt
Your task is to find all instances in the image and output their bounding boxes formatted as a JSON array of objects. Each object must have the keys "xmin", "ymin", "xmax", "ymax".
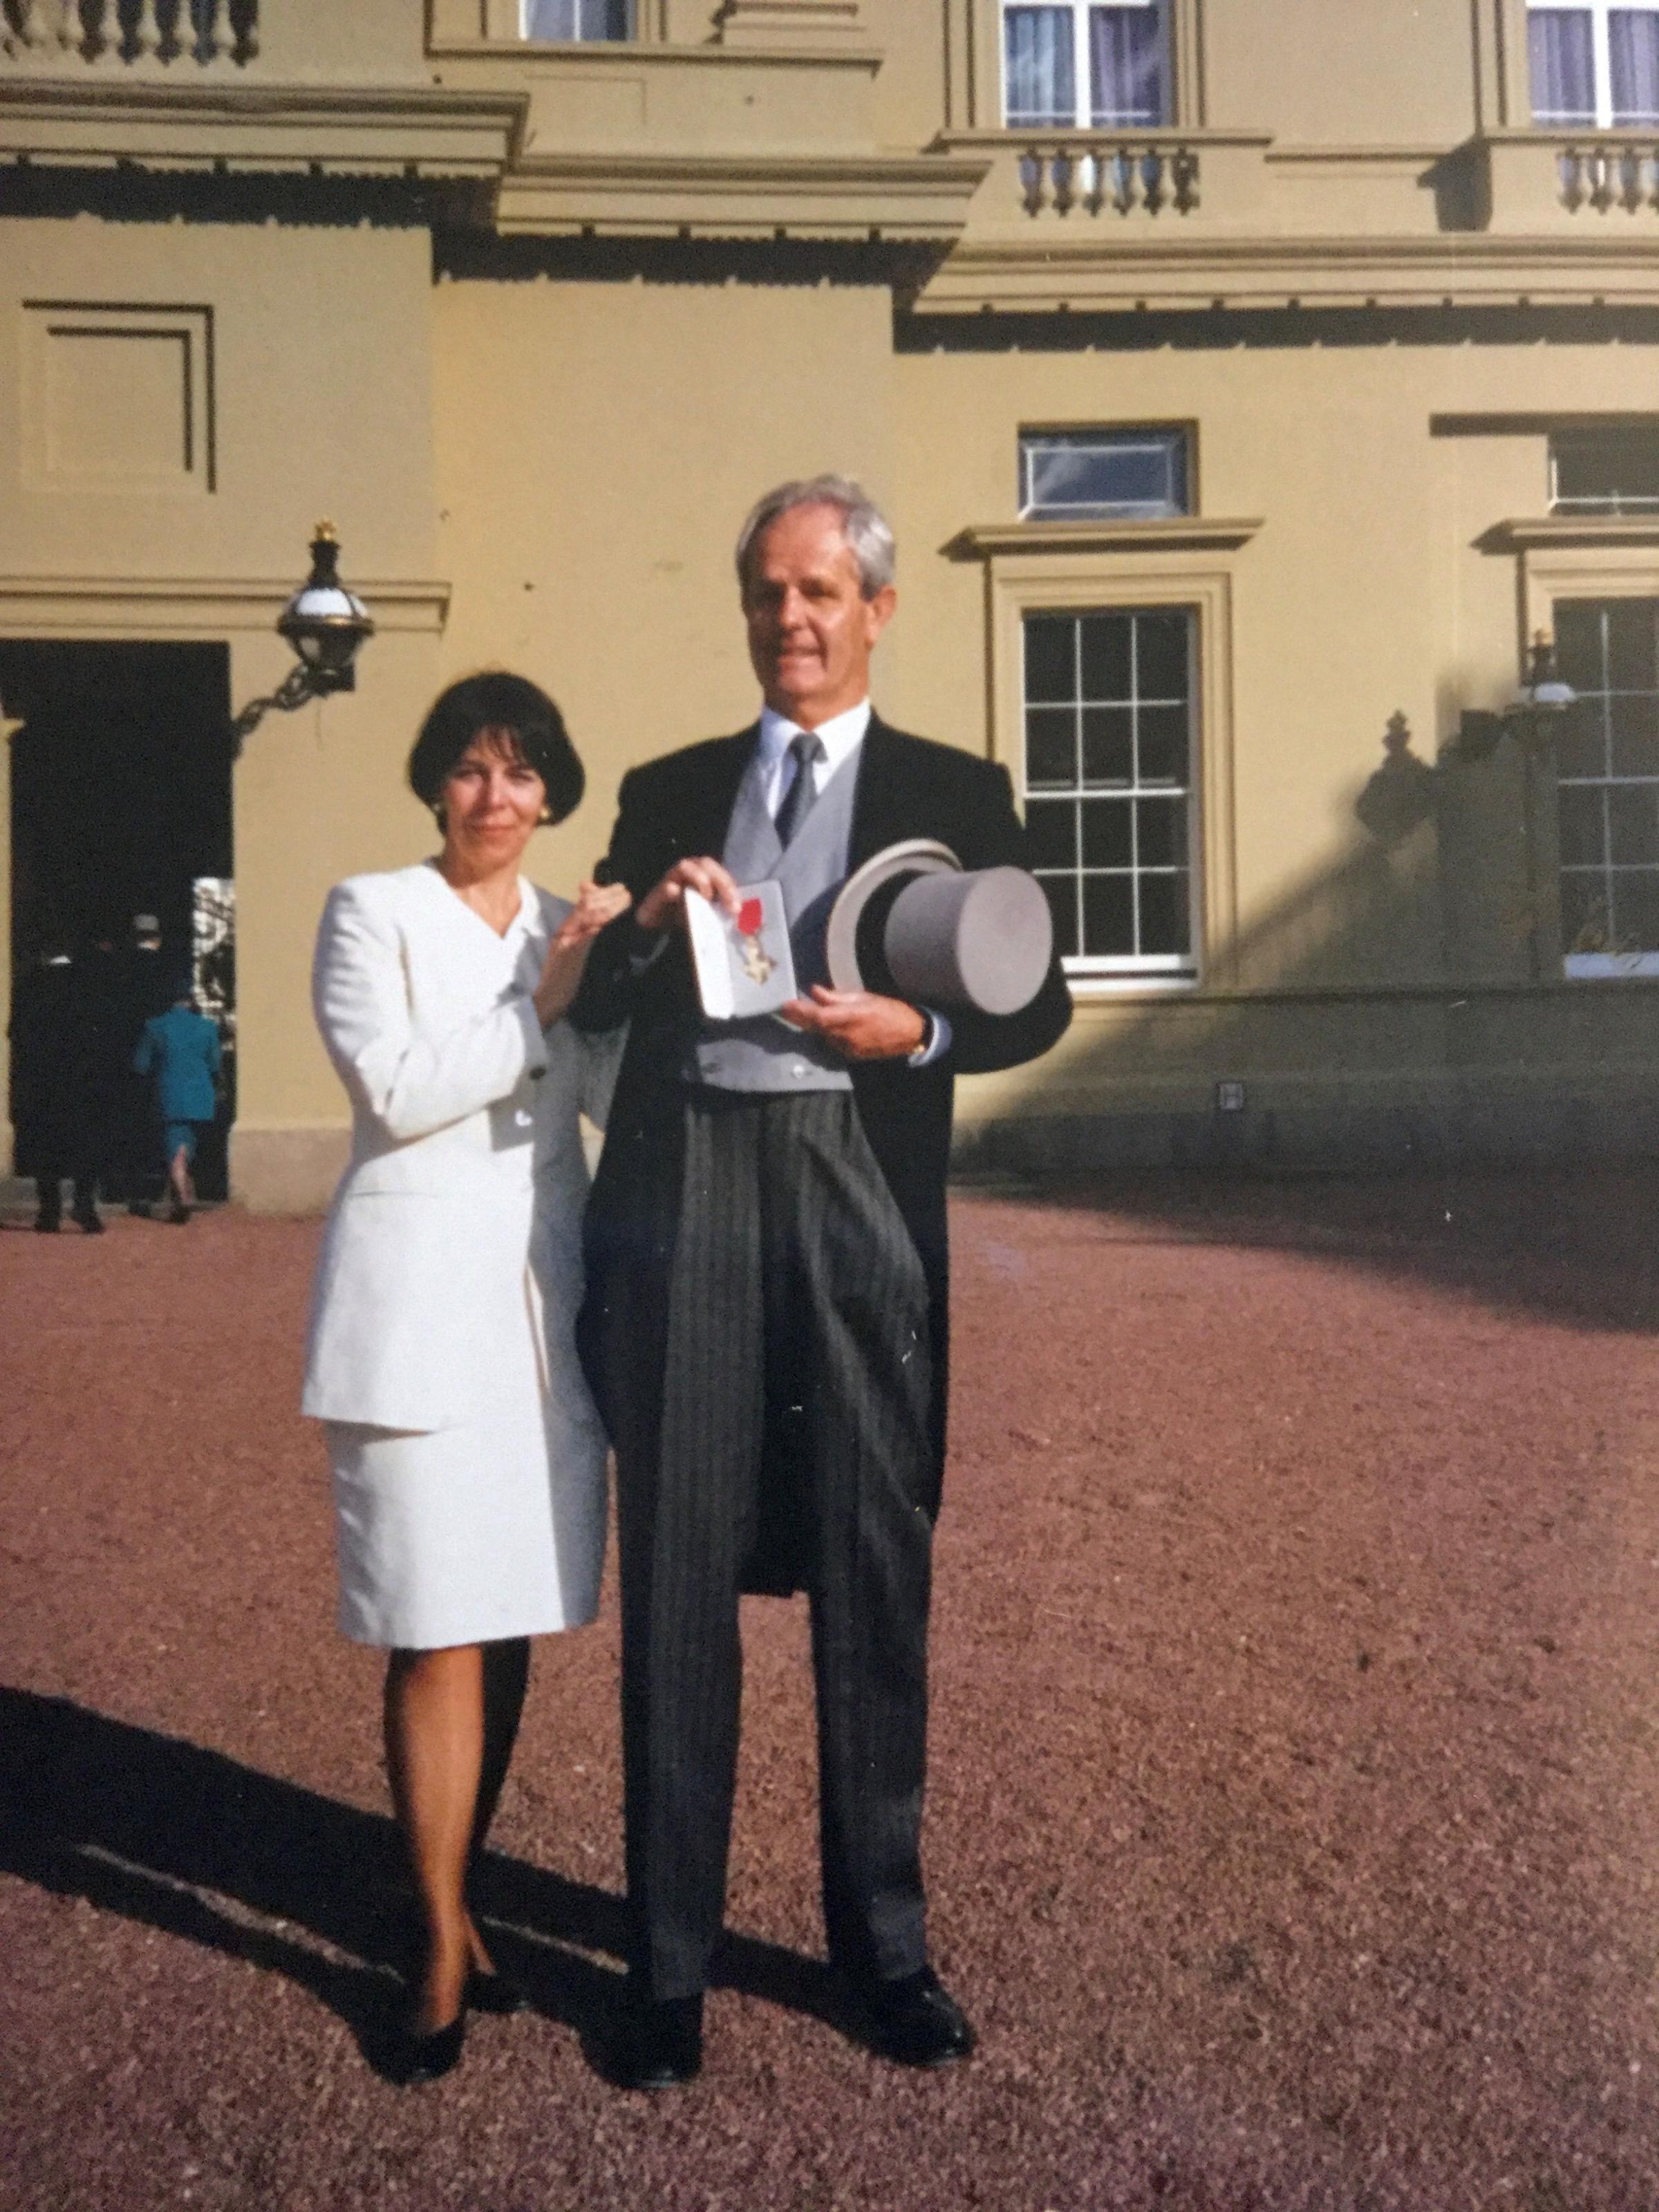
[{"xmin": 758, "ymin": 698, "xmax": 950, "ymax": 1067}]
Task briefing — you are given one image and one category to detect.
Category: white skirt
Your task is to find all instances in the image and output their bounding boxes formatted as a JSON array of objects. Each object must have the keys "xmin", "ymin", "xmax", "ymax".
[{"xmin": 324, "ymin": 1297, "xmax": 608, "ymax": 1650}]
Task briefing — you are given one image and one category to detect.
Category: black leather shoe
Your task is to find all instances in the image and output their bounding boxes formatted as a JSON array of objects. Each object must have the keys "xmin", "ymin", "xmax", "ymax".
[
  {"xmin": 856, "ymin": 1967, "xmax": 975, "ymax": 2068},
  {"xmin": 389, "ymin": 2010, "xmax": 465, "ymax": 2087},
  {"xmin": 466, "ymin": 1966, "xmax": 532, "ymax": 2016},
  {"xmin": 603, "ymin": 1991, "xmax": 703, "ymax": 2090}
]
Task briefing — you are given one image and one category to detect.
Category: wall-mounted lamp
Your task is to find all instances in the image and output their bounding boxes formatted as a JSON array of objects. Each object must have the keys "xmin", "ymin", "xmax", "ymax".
[
  {"xmin": 1453, "ymin": 632, "xmax": 1578, "ymax": 762},
  {"xmin": 230, "ymin": 523, "xmax": 375, "ymax": 754}
]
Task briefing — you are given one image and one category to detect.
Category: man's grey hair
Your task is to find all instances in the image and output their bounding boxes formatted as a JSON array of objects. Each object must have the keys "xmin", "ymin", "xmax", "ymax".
[{"xmin": 734, "ymin": 474, "xmax": 897, "ymax": 601}]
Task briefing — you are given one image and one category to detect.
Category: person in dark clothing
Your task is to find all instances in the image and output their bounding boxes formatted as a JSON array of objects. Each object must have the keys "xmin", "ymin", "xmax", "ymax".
[
  {"xmin": 118, "ymin": 914, "xmax": 171, "ymax": 1214},
  {"xmin": 8, "ymin": 942, "xmax": 103, "ymax": 1233}
]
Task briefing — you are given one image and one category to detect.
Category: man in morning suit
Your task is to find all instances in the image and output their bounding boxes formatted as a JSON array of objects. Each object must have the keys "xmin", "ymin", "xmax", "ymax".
[{"xmin": 574, "ymin": 476, "xmax": 1073, "ymax": 2088}]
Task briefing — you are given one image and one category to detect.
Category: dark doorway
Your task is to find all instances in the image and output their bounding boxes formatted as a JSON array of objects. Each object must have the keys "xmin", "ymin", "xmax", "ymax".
[{"xmin": 3, "ymin": 641, "xmax": 234, "ymax": 1201}]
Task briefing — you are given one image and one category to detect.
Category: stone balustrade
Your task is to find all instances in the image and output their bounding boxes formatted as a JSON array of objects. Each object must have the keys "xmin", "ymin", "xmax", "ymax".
[
  {"xmin": 0, "ymin": 0, "xmax": 256, "ymax": 67},
  {"xmin": 1558, "ymin": 142, "xmax": 1659, "ymax": 214},
  {"xmin": 1017, "ymin": 140, "xmax": 1200, "ymax": 219}
]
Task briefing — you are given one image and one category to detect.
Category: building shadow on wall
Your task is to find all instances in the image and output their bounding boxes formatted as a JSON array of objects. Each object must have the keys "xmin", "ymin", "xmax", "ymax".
[
  {"xmin": 966, "ymin": 720, "xmax": 1659, "ymax": 1335},
  {"xmin": 0, "ymin": 1685, "xmax": 850, "ymax": 2068}
]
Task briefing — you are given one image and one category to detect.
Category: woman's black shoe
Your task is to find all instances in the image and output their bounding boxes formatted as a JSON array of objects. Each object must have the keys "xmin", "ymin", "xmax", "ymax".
[
  {"xmin": 466, "ymin": 1966, "xmax": 533, "ymax": 2016},
  {"xmin": 389, "ymin": 2010, "xmax": 466, "ymax": 2086}
]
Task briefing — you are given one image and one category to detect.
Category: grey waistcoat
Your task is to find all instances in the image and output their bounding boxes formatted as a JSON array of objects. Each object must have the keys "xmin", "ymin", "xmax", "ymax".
[{"xmin": 690, "ymin": 743, "xmax": 859, "ymax": 1093}]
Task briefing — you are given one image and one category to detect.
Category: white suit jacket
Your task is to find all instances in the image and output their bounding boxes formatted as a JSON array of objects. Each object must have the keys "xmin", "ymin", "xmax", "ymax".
[{"xmin": 301, "ymin": 861, "xmax": 614, "ymax": 1434}]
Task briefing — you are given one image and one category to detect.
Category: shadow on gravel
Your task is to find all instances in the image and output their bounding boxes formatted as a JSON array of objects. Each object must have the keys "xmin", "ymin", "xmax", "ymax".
[
  {"xmin": 0, "ymin": 1687, "xmax": 852, "ymax": 2073},
  {"xmin": 979, "ymin": 1165, "xmax": 1659, "ymax": 1335}
]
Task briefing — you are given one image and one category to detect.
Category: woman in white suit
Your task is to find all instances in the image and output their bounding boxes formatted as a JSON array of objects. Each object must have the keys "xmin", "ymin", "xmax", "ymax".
[{"xmin": 303, "ymin": 672, "xmax": 629, "ymax": 2082}]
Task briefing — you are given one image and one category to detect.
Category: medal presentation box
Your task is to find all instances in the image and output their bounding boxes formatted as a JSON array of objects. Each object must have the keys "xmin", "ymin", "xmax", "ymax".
[{"xmin": 686, "ymin": 882, "xmax": 798, "ymax": 1020}]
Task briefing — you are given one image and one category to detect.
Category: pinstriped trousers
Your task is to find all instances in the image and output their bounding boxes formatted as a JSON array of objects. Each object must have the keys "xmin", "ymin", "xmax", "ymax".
[{"xmin": 612, "ymin": 1087, "xmax": 936, "ymax": 2001}]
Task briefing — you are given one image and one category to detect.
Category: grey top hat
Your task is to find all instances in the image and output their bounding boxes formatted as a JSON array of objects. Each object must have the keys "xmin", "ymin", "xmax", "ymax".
[{"xmin": 825, "ymin": 838, "xmax": 1054, "ymax": 1018}]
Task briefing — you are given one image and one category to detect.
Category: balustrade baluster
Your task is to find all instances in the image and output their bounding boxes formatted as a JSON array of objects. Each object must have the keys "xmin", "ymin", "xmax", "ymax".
[
  {"xmin": 55, "ymin": 0, "xmax": 81, "ymax": 54},
  {"xmin": 14, "ymin": 0, "xmax": 48, "ymax": 51},
  {"xmin": 133, "ymin": 0, "xmax": 160, "ymax": 57},
  {"xmin": 1142, "ymin": 149, "xmax": 1167, "ymax": 214},
  {"xmin": 1172, "ymin": 147, "xmax": 1199, "ymax": 212},
  {"xmin": 207, "ymin": 0, "xmax": 234, "ymax": 62},
  {"xmin": 1051, "ymin": 150, "xmax": 1076, "ymax": 216}
]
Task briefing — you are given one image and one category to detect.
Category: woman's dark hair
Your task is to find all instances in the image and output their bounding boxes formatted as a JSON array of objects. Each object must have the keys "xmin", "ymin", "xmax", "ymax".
[{"xmin": 407, "ymin": 672, "xmax": 584, "ymax": 825}]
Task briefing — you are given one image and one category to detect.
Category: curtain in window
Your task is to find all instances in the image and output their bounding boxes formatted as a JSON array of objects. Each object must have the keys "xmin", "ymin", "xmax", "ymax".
[
  {"xmin": 524, "ymin": 0, "xmax": 630, "ymax": 38},
  {"xmin": 1611, "ymin": 10, "xmax": 1659, "ymax": 121},
  {"xmin": 1089, "ymin": 5, "xmax": 1167, "ymax": 128},
  {"xmin": 1529, "ymin": 8, "xmax": 1597, "ymax": 122},
  {"xmin": 1005, "ymin": 6, "xmax": 1077, "ymax": 127}
]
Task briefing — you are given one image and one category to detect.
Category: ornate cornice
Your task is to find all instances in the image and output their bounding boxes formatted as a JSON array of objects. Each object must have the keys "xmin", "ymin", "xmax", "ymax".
[
  {"xmin": 947, "ymin": 518, "xmax": 1264, "ymax": 559},
  {"xmin": 497, "ymin": 149, "xmax": 989, "ymax": 239},
  {"xmin": 1477, "ymin": 516, "xmax": 1659, "ymax": 554},
  {"xmin": 0, "ymin": 79, "xmax": 527, "ymax": 175},
  {"xmin": 0, "ymin": 573, "xmax": 450, "ymax": 636}
]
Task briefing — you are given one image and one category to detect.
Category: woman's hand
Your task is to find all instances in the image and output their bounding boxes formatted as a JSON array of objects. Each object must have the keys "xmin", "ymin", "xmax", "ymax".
[
  {"xmin": 636, "ymin": 857, "xmax": 741, "ymax": 935},
  {"xmin": 533, "ymin": 879, "xmax": 632, "ymax": 1028}
]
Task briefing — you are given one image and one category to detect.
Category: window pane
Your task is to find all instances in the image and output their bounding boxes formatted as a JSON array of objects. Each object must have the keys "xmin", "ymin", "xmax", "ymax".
[
  {"xmin": 1040, "ymin": 873, "xmax": 1080, "ymax": 959},
  {"xmin": 1557, "ymin": 697, "xmax": 1609, "ymax": 780},
  {"xmin": 1554, "ymin": 600, "xmax": 1608, "ymax": 691},
  {"xmin": 1552, "ymin": 429, "xmax": 1659, "ymax": 513},
  {"xmin": 1089, "ymin": 3, "xmax": 1168, "ymax": 126},
  {"xmin": 1558, "ymin": 782, "xmax": 1607, "ymax": 868},
  {"xmin": 1025, "ymin": 798, "xmax": 1078, "ymax": 870},
  {"xmin": 1136, "ymin": 610, "xmax": 1190, "ymax": 700},
  {"xmin": 1082, "ymin": 706, "xmax": 1134, "ymax": 785},
  {"xmin": 1609, "ymin": 782, "xmax": 1659, "ymax": 865},
  {"xmin": 1005, "ymin": 6, "xmax": 1077, "ymax": 125},
  {"xmin": 1024, "ymin": 615, "xmax": 1076, "ymax": 703},
  {"xmin": 1611, "ymin": 10, "xmax": 1659, "ymax": 122},
  {"xmin": 1021, "ymin": 430, "xmax": 1188, "ymax": 521},
  {"xmin": 1136, "ymin": 702, "xmax": 1189, "ymax": 785},
  {"xmin": 1080, "ymin": 612, "xmax": 1134, "ymax": 700},
  {"xmin": 1138, "ymin": 871, "xmax": 1190, "ymax": 957},
  {"xmin": 1530, "ymin": 9, "xmax": 1597, "ymax": 122},
  {"xmin": 525, "ymin": 0, "xmax": 632, "ymax": 34},
  {"xmin": 1081, "ymin": 796, "xmax": 1132, "ymax": 868},
  {"xmin": 1607, "ymin": 601, "xmax": 1659, "ymax": 693},
  {"xmin": 1082, "ymin": 873, "xmax": 1135, "ymax": 956},
  {"xmin": 1611, "ymin": 693, "xmax": 1659, "ymax": 778},
  {"xmin": 1560, "ymin": 871, "xmax": 1612, "ymax": 951},
  {"xmin": 1136, "ymin": 794, "xmax": 1185, "ymax": 869},
  {"xmin": 1613, "ymin": 869, "xmax": 1659, "ymax": 950},
  {"xmin": 1027, "ymin": 706, "xmax": 1076, "ymax": 787}
]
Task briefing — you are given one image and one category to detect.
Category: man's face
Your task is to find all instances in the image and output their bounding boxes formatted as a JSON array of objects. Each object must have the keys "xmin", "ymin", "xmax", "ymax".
[{"xmin": 742, "ymin": 502, "xmax": 896, "ymax": 728}]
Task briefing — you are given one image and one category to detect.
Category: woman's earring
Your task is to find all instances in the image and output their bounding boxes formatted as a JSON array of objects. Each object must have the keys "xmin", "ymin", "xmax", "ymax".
[
  {"xmin": 432, "ymin": 803, "xmax": 447, "ymax": 830},
  {"xmin": 538, "ymin": 804, "xmax": 555, "ymax": 825}
]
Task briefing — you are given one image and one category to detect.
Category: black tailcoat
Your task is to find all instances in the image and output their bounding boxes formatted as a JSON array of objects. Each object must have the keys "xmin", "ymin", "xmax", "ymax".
[{"xmin": 574, "ymin": 713, "xmax": 1073, "ymax": 1588}]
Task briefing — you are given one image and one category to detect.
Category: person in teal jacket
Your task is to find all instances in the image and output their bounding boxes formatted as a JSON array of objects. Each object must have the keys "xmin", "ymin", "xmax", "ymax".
[{"xmin": 133, "ymin": 981, "xmax": 222, "ymax": 1224}]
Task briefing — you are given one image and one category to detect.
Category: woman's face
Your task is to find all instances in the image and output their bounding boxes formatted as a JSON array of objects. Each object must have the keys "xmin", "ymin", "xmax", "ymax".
[{"xmin": 439, "ymin": 727, "xmax": 547, "ymax": 872}]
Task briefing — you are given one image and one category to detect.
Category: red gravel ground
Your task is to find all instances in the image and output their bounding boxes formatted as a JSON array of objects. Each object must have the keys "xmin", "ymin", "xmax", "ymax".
[{"xmin": 4, "ymin": 1170, "xmax": 1659, "ymax": 2211}]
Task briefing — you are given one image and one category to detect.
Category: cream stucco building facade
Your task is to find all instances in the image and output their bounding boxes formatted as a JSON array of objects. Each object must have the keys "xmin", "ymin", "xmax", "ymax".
[{"xmin": 4, "ymin": 0, "xmax": 1659, "ymax": 1206}]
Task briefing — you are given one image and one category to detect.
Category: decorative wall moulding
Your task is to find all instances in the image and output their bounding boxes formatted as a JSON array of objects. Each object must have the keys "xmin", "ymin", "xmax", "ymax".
[
  {"xmin": 22, "ymin": 301, "xmax": 214, "ymax": 498},
  {"xmin": 0, "ymin": 81, "xmax": 527, "ymax": 176},
  {"xmin": 496, "ymin": 150, "xmax": 989, "ymax": 238},
  {"xmin": 713, "ymin": 0, "xmax": 870, "ymax": 47},
  {"xmin": 947, "ymin": 518, "xmax": 1264, "ymax": 560},
  {"xmin": 1478, "ymin": 516, "xmax": 1659, "ymax": 554},
  {"xmin": 0, "ymin": 574, "xmax": 451, "ymax": 637},
  {"xmin": 913, "ymin": 231, "xmax": 1659, "ymax": 315}
]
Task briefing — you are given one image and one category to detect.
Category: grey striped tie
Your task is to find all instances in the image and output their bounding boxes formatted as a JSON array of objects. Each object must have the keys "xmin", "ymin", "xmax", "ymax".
[{"xmin": 774, "ymin": 731, "xmax": 825, "ymax": 848}]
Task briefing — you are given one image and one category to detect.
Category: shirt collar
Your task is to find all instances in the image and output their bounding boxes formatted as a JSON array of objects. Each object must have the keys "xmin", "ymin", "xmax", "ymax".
[{"xmin": 757, "ymin": 697, "xmax": 872, "ymax": 778}]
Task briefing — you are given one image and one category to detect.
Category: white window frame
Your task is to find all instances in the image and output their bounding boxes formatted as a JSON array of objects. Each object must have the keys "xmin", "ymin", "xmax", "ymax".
[
  {"xmin": 1528, "ymin": 1, "xmax": 1659, "ymax": 127},
  {"xmin": 1000, "ymin": 0, "xmax": 1174, "ymax": 131},
  {"xmin": 1019, "ymin": 425, "xmax": 1192, "ymax": 522},
  {"xmin": 1020, "ymin": 603, "xmax": 1200, "ymax": 979}
]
